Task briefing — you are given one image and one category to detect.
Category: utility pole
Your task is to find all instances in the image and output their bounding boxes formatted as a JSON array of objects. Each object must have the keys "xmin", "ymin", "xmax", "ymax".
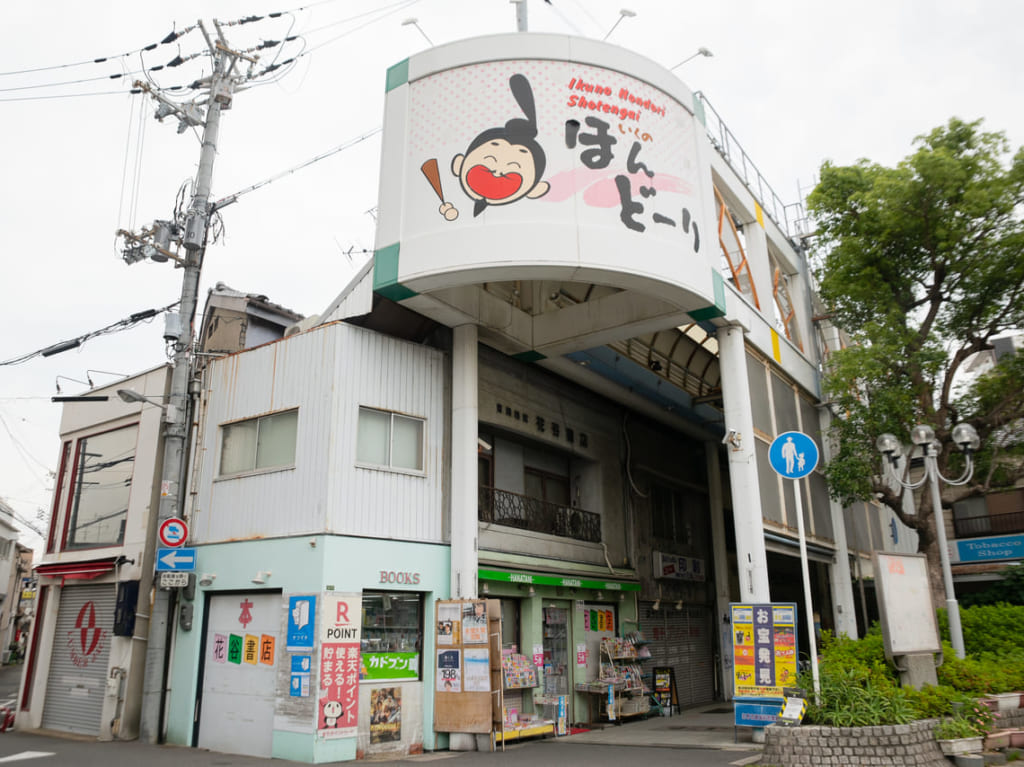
[{"xmin": 121, "ymin": 19, "xmax": 254, "ymax": 744}]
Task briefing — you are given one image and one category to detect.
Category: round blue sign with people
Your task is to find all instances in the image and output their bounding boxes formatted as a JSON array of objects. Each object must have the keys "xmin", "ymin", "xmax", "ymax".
[{"xmin": 768, "ymin": 431, "xmax": 819, "ymax": 479}]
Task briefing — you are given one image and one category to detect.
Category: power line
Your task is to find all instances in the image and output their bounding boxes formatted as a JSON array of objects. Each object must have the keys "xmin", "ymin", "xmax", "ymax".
[
  {"xmin": 213, "ymin": 128, "xmax": 382, "ymax": 209},
  {"xmin": 2, "ymin": 1, "xmax": 418, "ymax": 104},
  {"xmin": 0, "ymin": 24, "xmax": 199, "ymax": 78},
  {"xmin": 0, "ymin": 0, "xmax": 379, "ymax": 81},
  {"xmin": 0, "ymin": 301, "xmax": 180, "ymax": 367},
  {"xmin": 0, "ymin": 413, "xmax": 53, "ymax": 479}
]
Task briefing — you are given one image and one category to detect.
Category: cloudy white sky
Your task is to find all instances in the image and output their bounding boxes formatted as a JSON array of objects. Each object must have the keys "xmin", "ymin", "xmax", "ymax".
[{"xmin": 2, "ymin": 0, "xmax": 1021, "ymax": 552}]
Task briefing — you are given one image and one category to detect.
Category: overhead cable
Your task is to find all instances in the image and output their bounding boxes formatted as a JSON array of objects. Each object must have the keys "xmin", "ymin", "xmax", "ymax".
[{"xmin": 0, "ymin": 301, "xmax": 180, "ymax": 367}]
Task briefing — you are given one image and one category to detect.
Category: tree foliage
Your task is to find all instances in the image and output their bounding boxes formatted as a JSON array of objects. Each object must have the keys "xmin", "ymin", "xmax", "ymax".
[{"xmin": 807, "ymin": 118, "xmax": 1024, "ymax": 596}]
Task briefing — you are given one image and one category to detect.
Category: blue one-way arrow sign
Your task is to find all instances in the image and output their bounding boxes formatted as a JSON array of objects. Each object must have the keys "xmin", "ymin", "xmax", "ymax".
[{"xmin": 156, "ymin": 547, "xmax": 196, "ymax": 572}]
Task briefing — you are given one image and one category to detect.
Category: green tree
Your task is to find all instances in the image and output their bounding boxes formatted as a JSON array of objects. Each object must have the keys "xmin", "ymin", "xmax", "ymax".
[{"xmin": 808, "ymin": 118, "xmax": 1024, "ymax": 602}]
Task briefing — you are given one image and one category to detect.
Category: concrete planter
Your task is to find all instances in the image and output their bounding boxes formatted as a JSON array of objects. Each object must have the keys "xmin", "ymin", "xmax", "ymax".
[
  {"xmin": 937, "ymin": 735, "xmax": 984, "ymax": 756},
  {"xmin": 988, "ymin": 693, "xmax": 1024, "ymax": 713},
  {"xmin": 761, "ymin": 720, "xmax": 950, "ymax": 766}
]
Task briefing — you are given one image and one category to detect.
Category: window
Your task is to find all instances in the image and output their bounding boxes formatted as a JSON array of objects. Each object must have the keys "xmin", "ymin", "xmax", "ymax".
[
  {"xmin": 65, "ymin": 424, "xmax": 138, "ymax": 549},
  {"xmin": 360, "ymin": 591, "xmax": 423, "ymax": 681},
  {"xmin": 356, "ymin": 407, "xmax": 424, "ymax": 472},
  {"xmin": 650, "ymin": 482, "xmax": 693, "ymax": 544},
  {"xmin": 219, "ymin": 409, "xmax": 298, "ymax": 476},
  {"xmin": 524, "ymin": 467, "xmax": 570, "ymax": 507}
]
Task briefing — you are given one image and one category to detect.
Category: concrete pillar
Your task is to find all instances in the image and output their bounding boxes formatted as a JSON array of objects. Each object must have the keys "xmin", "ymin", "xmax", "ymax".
[
  {"xmin": 717, "ymin": 325, "xmax": 770, "ymax": 601},
  {"xmin": 451, "ymin": 324, "xmax": 479, "ymax": 600},
  {"xmin": 451, "ymin": 325, "xmax": 481, "ymax": 754},
  {"xmin": 706, "ymin": 443, "xmax": 735, "ymax": 700},
  {"xmin": 817, "ymin": 406, "xmax": 858, "ymax": 638}
]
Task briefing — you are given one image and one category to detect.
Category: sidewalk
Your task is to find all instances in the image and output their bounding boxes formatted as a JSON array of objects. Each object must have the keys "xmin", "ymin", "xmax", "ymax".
[
  {"xmin": 553, "ymin": 702, "xmax": 762, "ymax": 753},
  {"xmin": 0, "ymin": 653, "xmax": 761, "ymax": 764}
]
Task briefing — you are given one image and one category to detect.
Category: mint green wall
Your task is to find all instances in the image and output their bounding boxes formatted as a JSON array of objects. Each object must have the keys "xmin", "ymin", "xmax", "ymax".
[{"xmin": 166, "ymin": 535, "xmax": 450, "ymax": 763}]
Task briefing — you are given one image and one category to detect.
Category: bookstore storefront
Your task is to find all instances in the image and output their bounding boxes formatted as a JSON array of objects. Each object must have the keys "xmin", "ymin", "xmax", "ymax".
[{"xmin": 477, "ymin": 567, "xmax": 641, "ymax": 726}]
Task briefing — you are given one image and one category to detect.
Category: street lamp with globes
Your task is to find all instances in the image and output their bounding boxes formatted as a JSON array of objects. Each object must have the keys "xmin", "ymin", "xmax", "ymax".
[{"xmin": 875, "ymin": 422, "xmax": 980, "ymax": 659}]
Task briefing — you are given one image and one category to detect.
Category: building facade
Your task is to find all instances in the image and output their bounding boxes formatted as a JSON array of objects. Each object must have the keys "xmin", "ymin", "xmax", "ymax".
[
  {"xmin": 20, "ymin": 30, "xmax": 932, "ymax": 762},
  {"xmin": 17, "ymin": 366, "xmax": 169, "ymax": 739}
]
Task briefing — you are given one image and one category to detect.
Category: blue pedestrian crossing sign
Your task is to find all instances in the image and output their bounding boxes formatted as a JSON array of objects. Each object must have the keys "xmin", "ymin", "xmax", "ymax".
[
  {"xmin": 156, "ymin": 547, "xmax": 197, "ymax": 572},
  {"xmin": 768, "ymin": 431, "xmax": 819, "ymax": 480}
]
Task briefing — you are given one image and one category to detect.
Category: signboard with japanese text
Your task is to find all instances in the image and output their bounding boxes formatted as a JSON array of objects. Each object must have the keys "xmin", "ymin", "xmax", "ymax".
[
  {"xmin": 437, "ymin": 649, "xmax": 462, "ymax": 692},
  {"xmin": 654, "ymin": 551, "xmax": 706, "ymax": 581},
  {"xmin": 375, "ymin": 35, "xmax": 722, "ymax": 321},
  {"xmin": 361, "ymin": 652, "xmax": 419, "ymax": 681},
  {"xmin": 433, "ymin": 599, "xmax": 500, "ymax": 734},
  {"xmin": 730, "ymin": 602, "xmax": 799, "ymax": 698},
  {"xmin": 462, "ymin": 601, "xmax": 488, "ymax": 644},
  {"xmin": 287, "ymin": 595, "xmax": 316, "ymax": 651},
  {"xmin": 317, "ymin": 593, "xmax": 361, "ymax": 738},
  {"xmin": 197, "ymin": 593, "xmax": 280, "ymax": 756},
  {"xmin": 463, "ymin": 648, "xmax": 490, "ymax": 692},
  {"xmin": 291, "ymin": 654, "xmax": 312, "ymax": 697}
]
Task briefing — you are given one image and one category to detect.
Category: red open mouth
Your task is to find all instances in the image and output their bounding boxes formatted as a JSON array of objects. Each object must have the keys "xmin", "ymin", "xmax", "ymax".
[{"xmin": 466, "ymin": 165, "xmax": 523, "ymax": 200}]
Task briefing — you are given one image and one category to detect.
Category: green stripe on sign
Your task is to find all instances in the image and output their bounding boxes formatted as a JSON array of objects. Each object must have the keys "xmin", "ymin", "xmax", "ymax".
[
  {"xmin": 385, "ymin": 59, "xmax": 409, "ymax": 92},
  {"xmin": 513, "ymin": 350, "xmax": 546, "ymax": 362},
  {"xmin": 689, "ymin": 271, "xmax": 726, "ymax": 320},
  {"xmin": 692, "ymin": 93, "xmax": 706, "ymax": 127},
  {"xmin": 478, "ymin": 568, "xmax": 640, "ymax": 591},
  {"xmin": 373, "ymin": 243, "xmax": 417, "ymax": 301}
]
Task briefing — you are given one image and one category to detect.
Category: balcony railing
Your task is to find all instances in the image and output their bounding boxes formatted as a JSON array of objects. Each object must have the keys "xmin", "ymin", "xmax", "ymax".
[
  {"xmin": 478, "ymin": 485, "xmax": 601, "ymax": 543},
  {"xmin": 954, "ymin": 510, "xmax": 1024, "ymax": 539}
]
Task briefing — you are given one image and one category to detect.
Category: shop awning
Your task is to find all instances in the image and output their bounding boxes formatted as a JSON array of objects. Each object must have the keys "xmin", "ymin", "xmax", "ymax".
[
  {"xmin": 34, "ymin": 557, "xmax": 118, "ymax": 581},
  {"xmin": 478, "ymin": 567, "xmax": 641, "ymax": 591}
]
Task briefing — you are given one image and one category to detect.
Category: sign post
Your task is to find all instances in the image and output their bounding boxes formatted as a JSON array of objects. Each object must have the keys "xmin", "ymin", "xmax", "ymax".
[{"xmin": 768, "ymin": 431, "xmax": 821, "ymax": 702}]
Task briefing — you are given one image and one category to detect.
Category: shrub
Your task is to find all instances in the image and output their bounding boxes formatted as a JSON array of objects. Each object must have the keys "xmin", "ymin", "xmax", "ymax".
[
  {"xmin": 932, "ymin": 701, "xmax": 995, "ymax": 739},
  {"xmin": 940, "ymin": 603, "xmax": 1024, "ymax": 656},
  {"xmin": 803, "ymin": 665, "xmax": 918, "ymax": 726},
  {"xmin": 959, "ymin": 565, "xmax": 1024, "ymax": 607},
  {"xmin": 937, "ymin": 644, "xmax": 1024, "ymax": 694},
  {"xmin": 903, "ymin": 684, "xmax": 967, "ymax": 719}
]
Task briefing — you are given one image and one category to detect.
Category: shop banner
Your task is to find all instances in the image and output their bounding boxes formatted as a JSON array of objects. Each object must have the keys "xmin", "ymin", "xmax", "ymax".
[
  {"xmin": 730, "ymin": 602, "xmax": 798, "ymax": 698},
  {"xmin": 318, "ymin": 593, "xmax": 361, "ymax": 738}
]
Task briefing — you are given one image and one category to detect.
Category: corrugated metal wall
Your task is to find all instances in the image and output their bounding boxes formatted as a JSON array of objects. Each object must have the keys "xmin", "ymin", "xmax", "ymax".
[
  {"xmin": 641, "ymin": 603, "xmax": 715, "ymax": 709},
  {"xmin": 41, "ymin": 584, "xmax": 115, "ymax": 735},
  {"xmin": 193, "ymin": 322, "xmax": 446, "ymax": 544}
]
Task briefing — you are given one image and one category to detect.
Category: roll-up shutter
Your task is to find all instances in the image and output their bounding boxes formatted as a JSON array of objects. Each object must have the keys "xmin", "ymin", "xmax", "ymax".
[
  {"xmin": 196, "ymin": 592, "xmax": 281, "ymax": 758},
  {"xmin": 41, "ymin": 583, "xmax": 115, "ymax": 735},
  {"xmin": 641, "ymin": 603, "xmax": 715, "ymax": 708}
]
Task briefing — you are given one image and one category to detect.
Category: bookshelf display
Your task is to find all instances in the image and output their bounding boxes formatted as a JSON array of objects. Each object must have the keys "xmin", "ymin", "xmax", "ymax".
[
  {"xmin": 575, "ymin": 634, "xmax": 651, "ymax": 722},
  {"xmin": 495, "ymin": 652, "xmax": 553, "ymax": 745}
]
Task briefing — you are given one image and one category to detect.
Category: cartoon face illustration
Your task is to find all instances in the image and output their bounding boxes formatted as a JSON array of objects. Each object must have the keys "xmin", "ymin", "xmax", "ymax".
[
  {"xmin": 322, "ymin": 699, "xmax": 344, "ymax": 727},
  {"xmin": 423, "ymin": 74, "xmax": 549, "ymax": 221},
  {"xmin": 452, "ymin": 74, "xmax": 549, "ymax": 216},
  {"xmin": 452, "ymin": 136, "xmax": 546, "ymax": 208}
]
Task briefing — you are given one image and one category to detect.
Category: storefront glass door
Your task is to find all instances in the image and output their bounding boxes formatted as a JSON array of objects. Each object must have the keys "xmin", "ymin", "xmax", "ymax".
[{"xmin": 542, "ymin": 604, "xmax": 570, "ymax": 696}]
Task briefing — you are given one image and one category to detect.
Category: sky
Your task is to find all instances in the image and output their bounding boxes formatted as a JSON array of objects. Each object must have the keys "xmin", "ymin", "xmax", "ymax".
[{"xmin": 2, "ymin": 0, "xmax": 1022, "ymax": 553}]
